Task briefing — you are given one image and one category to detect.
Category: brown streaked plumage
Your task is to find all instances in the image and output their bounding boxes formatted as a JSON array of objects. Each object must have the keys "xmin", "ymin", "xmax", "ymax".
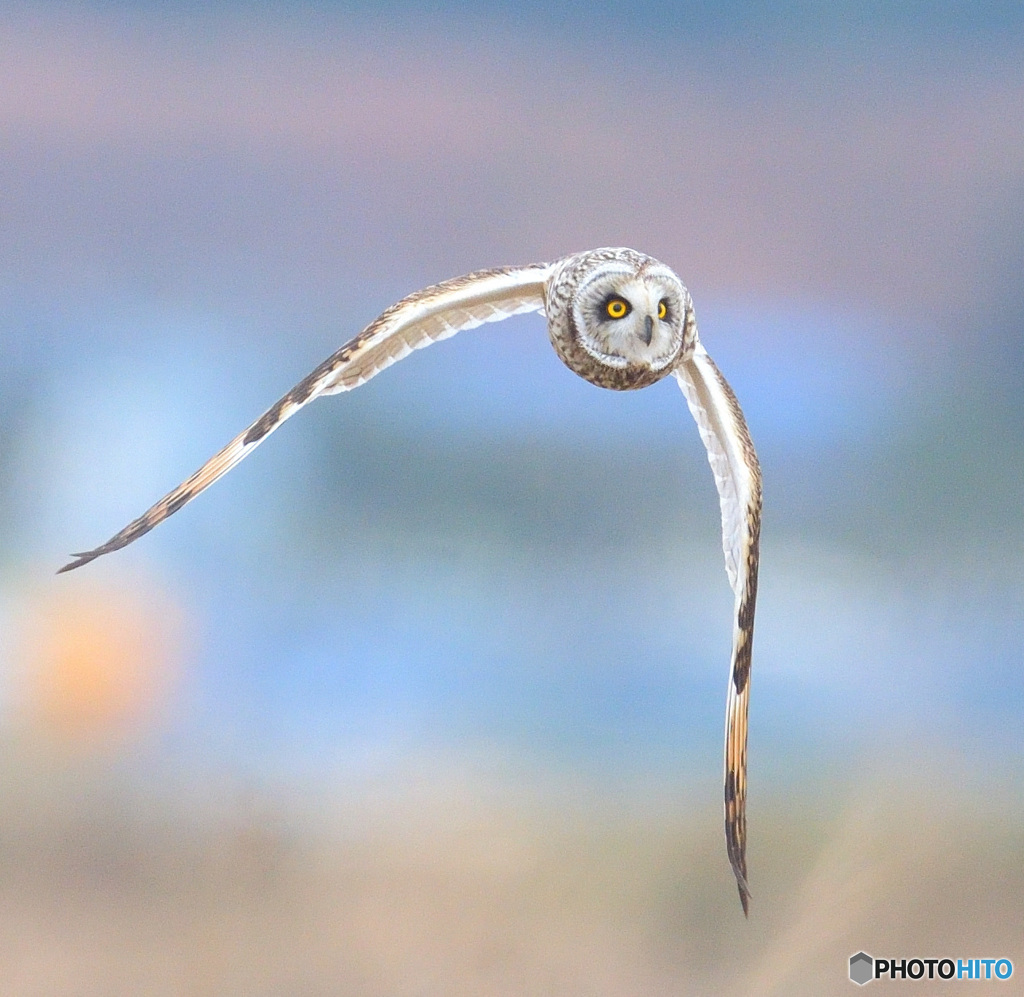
[
  {"xmin": 60, "ymin": 249, "xmax": 763, "ymax": 915},
  {"xmin": 675, "ymin": 344, "xmax": 762, "ymax": 914},
  {"xmin": 58, "ymin": 263, "xmax": 550, "ymax": 573}
]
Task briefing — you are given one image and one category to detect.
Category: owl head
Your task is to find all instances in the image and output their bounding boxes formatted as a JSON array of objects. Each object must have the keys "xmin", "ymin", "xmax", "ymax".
[{"xmin": 545, "ymin": 247, "xmax": 695, "ymax": 390}]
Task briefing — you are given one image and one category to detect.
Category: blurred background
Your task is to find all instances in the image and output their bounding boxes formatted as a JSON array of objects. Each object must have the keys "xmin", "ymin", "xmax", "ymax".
[{"xmin": 0, "ymin": 1, "xmax": 1021, "ymax": 993}]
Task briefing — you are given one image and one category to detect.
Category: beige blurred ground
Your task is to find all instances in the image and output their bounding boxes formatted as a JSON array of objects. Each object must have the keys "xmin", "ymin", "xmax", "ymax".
[{"xmin": 0, "ymin": 753, "xmax": 1017, "ymax": 997}]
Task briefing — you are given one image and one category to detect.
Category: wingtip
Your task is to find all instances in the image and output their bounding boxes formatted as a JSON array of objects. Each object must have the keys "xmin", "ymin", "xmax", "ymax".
[
  {"xmin": 57, "ymin": 551, "xmax": 99, "ymax": 574},
  {"xmin": 738, "ymin": 882, "xmax": 751, "ymax": 917},
  {"xmin": 729, "ymin": 854, "xmax": 752, "ymax": 916}
]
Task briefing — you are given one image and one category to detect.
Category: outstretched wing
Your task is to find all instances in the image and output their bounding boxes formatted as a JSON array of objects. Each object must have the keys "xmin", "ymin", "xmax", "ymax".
[
  {"xmin": 60, "ymin": 263, "xmax": 551, "ymax": 573},
  {"xmin": 674, "ymin": 341, "xmax": 762, "ymax": 916}
]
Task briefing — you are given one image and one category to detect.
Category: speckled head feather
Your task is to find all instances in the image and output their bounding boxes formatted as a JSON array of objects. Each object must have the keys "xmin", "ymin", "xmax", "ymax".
[
  {"xmin": 545, "ymin": 247, "xmax": 695, "ymax": 390},
  {"xmin": 59, "ymin": 248, "xmax": 762, "ymax": 915}
]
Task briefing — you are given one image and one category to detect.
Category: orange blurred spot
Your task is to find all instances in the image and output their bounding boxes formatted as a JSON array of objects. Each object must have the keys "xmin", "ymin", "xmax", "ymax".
[{"xmin": 19, "ymin": 581, "xmax": 184, "ymax": 747}]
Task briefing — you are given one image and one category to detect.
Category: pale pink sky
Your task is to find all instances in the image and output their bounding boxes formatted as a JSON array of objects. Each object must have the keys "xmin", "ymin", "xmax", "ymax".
[{"xmin": 1, "ymin": 8, "xmax": 1022, "ymax": 337}]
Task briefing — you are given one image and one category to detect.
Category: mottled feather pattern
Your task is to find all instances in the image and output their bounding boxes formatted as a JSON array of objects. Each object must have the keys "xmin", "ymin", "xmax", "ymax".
[
  {"xmin": 723, "ymin": 677, "xmax": 750, "ymax": 907},
  {"xmin": 59, "ymin": 250, "xmax": 763, "ymax": 917},
  {"xmin": 59, "ymin": 263, "xmax": 549, "ymax": 572},
  {"xmin": 322, "ymin": 265, "xmax": 551, "ymax": 393},
  {"xmin": 545, "ymin": 248, "xmax": 691, "ymax": 390},
  {"xmin": 674, "ymin": 346, "xmax": 762, "ymax": 915}
]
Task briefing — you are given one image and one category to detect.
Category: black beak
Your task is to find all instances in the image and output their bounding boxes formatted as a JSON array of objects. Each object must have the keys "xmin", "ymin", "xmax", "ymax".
[{"xmin": 642, "ymin": 314, "xmax": 654, "ymax": 345}]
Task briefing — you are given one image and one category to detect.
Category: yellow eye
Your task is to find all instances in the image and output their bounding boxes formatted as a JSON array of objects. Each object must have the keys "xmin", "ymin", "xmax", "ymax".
[
  {"xmin": 605, "ymin": 297, "xmax": 630, "ymax": 319},
  {"xmin": 658, "ymin": 300, "xmax": 667, "ymax": 320}
]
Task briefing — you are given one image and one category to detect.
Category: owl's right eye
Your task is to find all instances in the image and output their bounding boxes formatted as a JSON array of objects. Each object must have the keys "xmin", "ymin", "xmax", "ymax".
[{"xmin": 605, "ymin": 297, "xmax": 631, "ymax": 319}]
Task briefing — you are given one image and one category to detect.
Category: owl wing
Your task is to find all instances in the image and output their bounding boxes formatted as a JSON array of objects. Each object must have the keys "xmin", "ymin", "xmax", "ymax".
[
  {"xmin": 59, "ymin": 263, "xmax": 551, "ymax": 573},
  {"xmin": 674, "ymin": 341, "xmax": 762, "ymax": 916}
]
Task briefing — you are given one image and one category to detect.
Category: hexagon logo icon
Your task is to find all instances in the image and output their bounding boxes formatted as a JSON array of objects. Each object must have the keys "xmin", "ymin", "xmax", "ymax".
[{"xmin": 849, "ymin": 952, "xmax": 874, "ymax": 986}]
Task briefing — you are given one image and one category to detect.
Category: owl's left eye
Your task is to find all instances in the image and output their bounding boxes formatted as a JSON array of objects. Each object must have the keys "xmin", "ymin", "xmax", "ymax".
[
  {"xmin": 605, "ymin": 297, "xmax": 631, "ymax": 319},
  {"xmin": 658, "ymin": 299, "xmax": 668, "ymax": 320}
]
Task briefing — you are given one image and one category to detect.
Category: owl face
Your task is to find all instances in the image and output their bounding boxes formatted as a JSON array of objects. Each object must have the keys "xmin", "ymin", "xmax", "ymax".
[{"xmin": 546, "ymin": 249, "xmax": 694, "ymax": 390}]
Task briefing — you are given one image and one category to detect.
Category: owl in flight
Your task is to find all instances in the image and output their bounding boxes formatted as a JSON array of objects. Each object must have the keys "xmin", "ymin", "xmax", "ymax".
[{"xmin": 61, "ymin": 248, "xmax": 762, "ymax": 914}]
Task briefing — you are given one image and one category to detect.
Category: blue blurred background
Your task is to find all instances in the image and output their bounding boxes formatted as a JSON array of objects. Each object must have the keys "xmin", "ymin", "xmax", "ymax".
[{"xmin": 0, "ymin": 2, "xmax": 1021, "ymax": 992}]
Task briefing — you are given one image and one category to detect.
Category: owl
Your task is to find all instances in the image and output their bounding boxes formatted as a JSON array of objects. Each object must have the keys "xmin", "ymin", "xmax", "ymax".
[{"xmin": 61, "ymin": 248, "xmax": 762, "ymax": 914}]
